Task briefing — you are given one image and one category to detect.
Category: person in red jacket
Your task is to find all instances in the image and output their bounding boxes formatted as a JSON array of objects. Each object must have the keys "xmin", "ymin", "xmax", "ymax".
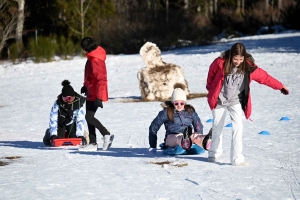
[
  {"xmin": 79, "ymin": 37, "xmax": 114, "ymax": 151},
  {"xmin": 206, "ymin": 42, "xmax": 289, "ymax": 166}
]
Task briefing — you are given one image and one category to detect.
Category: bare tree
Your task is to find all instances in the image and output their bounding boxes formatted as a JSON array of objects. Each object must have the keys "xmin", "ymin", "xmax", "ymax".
[
  {"xmin": 0, "ymin": 0, "xmax": 18, "ymax": 53},
  {"xmin": 278, "ymin": 0, "xmax": 282, "ymax": 10},
  {"xmin": 59, "ymin": 0, "xmax": 92, "ymax": 39},
  {"xmin": 265, "ymin": 0, "xmax": 269, "ymax": 10},
  {"xmin": 13, "ymin": 0, "xmax": 25, "ymax": 54}
]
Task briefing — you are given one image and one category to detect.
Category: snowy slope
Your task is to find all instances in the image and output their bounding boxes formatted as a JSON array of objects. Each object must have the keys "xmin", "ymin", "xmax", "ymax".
[{"xmin": 0, "ymin": 32, "xmax": 300, "ymax": 200}]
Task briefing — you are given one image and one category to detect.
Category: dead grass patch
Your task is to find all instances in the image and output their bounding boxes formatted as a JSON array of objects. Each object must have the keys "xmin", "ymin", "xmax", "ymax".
[
  {"xmin": 5, "ymin": 156, "xmax": 21, "ymax": 160},
  {"xmin": 0, "ymin": 161, "xmax": 9, "ymax": 166},
  {"xmin": 150, "ymin": 160, "xmax": 188, "ymax": 167}
]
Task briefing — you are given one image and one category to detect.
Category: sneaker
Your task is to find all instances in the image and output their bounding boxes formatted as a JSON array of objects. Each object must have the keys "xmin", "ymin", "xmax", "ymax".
[
  {"xmin": 102, "ymin": 134, "xmax": 114, "ymax": 151},
  {"xmin": 78, "ymin": 143, "xmax": 98, "ymax": 152},
  {"xmin": 202, "ymin": 128, "xmax": 212, "ymax": 151}
]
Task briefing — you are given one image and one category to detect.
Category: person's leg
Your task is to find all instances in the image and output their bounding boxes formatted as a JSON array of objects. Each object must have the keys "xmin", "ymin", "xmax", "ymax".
[
  {"xmin": 190, "ymin": 133, "xmax": 207, "ymax": 149},
  {"xmin": 57, "ymin": 124, "xmax": 66, "ymax": 138},
  {"xmin": 208, "ymin": 106, "xmax": 227, "ymax": 160},
  {"xmin": 66, "ymin": 123, "xmax": 77, "ymax": 138},
  {"xmin": 85, "ymin": 100, "xmax": 110, "ymax": 144},
  {"xmin": 165, "ymin": 134, "xmax": 183, "ymax": 147},
  {"xmin": 228, "ymin": 104, "xmax": 245, "ymax": 165}
]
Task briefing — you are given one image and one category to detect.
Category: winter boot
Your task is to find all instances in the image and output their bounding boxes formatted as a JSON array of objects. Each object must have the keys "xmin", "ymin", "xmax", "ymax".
[
  {"xmin": 43, "ymin": 128, "xmax": 51, "ymax": 146},
  {"xmin": 181, "ymin": 126, "xmax": 192, "ymax": 150},
  {"xmin": 102, "ymin": 134, "xmax": 114, "ymax": 151},
  {"xmin": 202, "ymin": 128, "xmax": 212, "ymax": 151}
]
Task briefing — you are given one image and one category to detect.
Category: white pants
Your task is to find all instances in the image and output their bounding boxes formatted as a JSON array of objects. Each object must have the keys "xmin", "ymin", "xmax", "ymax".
[{"xmin": 208, "ymin": 103, "xmax": 245, "ymax": 165}]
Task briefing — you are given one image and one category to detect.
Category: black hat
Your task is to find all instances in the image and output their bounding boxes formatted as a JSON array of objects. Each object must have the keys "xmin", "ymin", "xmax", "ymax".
[{"xmin": 61, "ymin": 80, "xmax": 75, "ymax": 97}]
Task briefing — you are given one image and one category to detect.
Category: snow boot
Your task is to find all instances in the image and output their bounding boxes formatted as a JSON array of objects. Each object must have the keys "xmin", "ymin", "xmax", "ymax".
[
  {"xmin": 202, "ymin": 128, "xmax": 212, "ymax": 151},
  {"xmin": 43, "ymin": 128, "xmax": 51, "ymax": 146},
  {"xmin": 181, "ymin": 126, "xmax": 192, "ymax": 150}
]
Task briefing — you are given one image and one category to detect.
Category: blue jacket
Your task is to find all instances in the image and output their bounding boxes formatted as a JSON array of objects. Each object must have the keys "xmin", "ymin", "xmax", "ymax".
[{"xmin": 149, "ymin": 101, "xmax": 203, "ymax": 148}]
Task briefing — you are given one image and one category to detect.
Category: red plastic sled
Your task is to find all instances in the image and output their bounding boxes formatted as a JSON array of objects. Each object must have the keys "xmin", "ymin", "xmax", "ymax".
[{"xmin": 52, "ymin": 138, "xmax": 81, "ymax": 147}]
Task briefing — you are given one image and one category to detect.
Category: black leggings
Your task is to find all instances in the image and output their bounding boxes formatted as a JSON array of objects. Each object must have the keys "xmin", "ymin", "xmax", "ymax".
[
  {"xmin": 85, "ymin": 100, "xmax": 109, "ymax": 144},
  {"xmin": 57, "ymin": 123, "xmax": 77, "ymax": 138}
]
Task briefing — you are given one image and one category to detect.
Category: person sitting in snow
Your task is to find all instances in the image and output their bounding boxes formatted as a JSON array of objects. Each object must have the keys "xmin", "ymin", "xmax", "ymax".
[
  {"xmin": 148, "ymin": 83, "xmax": 212, "ymax": 152},
  {"xmin": 43, "ymin": 80, "xmax": 87, "ymax": 146}
]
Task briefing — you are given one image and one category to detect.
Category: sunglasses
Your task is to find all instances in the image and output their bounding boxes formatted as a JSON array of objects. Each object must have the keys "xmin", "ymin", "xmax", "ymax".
[
  {"xmin": 62, "ymin": 96, "xmax": 74, "ymax": 102},
  {"xmin": 174, "ymin": 102, "xmax": 185, "ymax": 106}
]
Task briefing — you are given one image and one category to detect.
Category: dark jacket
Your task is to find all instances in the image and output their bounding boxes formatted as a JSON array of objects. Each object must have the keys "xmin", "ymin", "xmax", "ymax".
[{"xmin": 149, "ymin": 101, "xmax": 203, "ymax": 148}]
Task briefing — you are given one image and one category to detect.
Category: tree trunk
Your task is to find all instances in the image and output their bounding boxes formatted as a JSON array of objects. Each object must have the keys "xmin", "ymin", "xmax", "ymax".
[
  {"xmin": 214, "ymin": 0, "xmax": 218, "ymax": 13},
  {"xmin": 278, "ymin": 0, "xmax": 282, "ymax": 10},
  {"xmin": 265, "ymin": 0, "xmax": 269, "ymax": 10},
  {"xmin": 14, "ymin": 0, "xmax": 25, "ymax": 54},
  {"xmin": 236, "ymin": 0, "xmax": 240, "ymax": 13}
]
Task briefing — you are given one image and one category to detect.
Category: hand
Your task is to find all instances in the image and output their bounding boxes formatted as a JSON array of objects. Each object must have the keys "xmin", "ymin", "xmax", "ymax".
[
  {"xmin": 81, "ymin": 86, "xmax": 87, "ymax": 95},
  {"xmin": 94, "ymin": 98, "xmax": 103, "ymax": 108},
  {"xmin": 148, "ymin": 148, "xmax": 157, "ymax": 153},
  {"xmin": 281, "ymin": 86, "xmax": 289, "ymax": 95},
  {"xmin": 78, "ymin": 136, "xmax": 87, "ymax": 146}
]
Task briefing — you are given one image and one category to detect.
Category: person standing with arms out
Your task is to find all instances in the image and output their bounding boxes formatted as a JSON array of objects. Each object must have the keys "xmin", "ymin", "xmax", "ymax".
[
  {"xmin": 206, "ymin": 42, "xmax": 289, "ymax": 166},
  {"xmin": 79, "ymin": 37, "xmax": 114, "ymax": 151}
]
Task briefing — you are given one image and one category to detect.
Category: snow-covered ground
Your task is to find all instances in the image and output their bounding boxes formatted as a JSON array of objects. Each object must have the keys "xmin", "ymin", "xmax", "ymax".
[{"xmin": 0, "ymin": 32, "xmax": 300, "ymax": 200}]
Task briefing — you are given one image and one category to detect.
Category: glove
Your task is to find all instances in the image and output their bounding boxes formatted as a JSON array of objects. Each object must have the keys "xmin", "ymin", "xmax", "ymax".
[
  {"xmin": 78, "ymin": 136, "xmax": 87, "ymax": 146},
  {"xmin": 94, "ymin": 98, "xmax": 103, "ymax": 108},
  {"xmin": 281, "ymin": 87, "xmax": 289, "ymax": 95},
  {"xmin": 50, "ymin": 135, "xmax": 57, "ymax": 145},
  {"xmin": 148, "ymin": 148, "xmax": 157, "ymax": 153},
  {"xmin": 81, "ymin": 86, "xmax": 87, "ymax": 95}
]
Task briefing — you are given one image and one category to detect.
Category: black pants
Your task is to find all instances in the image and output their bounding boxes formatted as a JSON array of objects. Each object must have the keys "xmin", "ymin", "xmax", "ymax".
[
  {"xmin": 43, "ymin": 123, "xmax": 76, "ymax": 146},
  {"xmin": 85, "ymin": 100, "xmax": 109, "ymax": 144},
  {"xmin": 57, "ymin": 123, "xmax": 77, "ymax": 138}
]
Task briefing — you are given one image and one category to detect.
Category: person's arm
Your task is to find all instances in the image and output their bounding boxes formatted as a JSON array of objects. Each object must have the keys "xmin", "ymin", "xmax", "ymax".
[
  {"xmin": 91, "ymin": 59, "xmax": 108, "ymax": 101},
  {"xmin": 149, "ymin": 110, "xmax": 168, "ymax": 148},
  {"xmin": 49, "ymin": 101, "xmax": 59, "ymax": 137},
  {"xmin": 251, "ymin": 67, "xmax": 285, "ymax": 90},
  {"xmin": 75, "ymin": 107, "xmax": 86, "ymax": 137},
  {"xmin": 192, "ymin": 112, "xmax": 204, "ymax": 134},
  {"xmin": 206, "ymin": 58, "xmax": 221, "ymax": 90}
]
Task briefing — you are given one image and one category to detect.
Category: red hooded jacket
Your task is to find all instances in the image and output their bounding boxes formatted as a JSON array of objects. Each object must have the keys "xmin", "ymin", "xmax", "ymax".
[
  {"xmin": 206, "ymin": 57, "xmax": 283, "ymax": 119},
  {"xmin": 84, "ymin": 46, "xmax": 108, "ymax": 102}
]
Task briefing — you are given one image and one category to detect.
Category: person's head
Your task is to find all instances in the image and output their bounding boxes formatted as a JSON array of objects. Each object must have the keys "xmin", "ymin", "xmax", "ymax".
[
  {"xmin": 61, "ymin": 80, "xmax": 75, "ymax": 103},
  {"xmin": 171, "ymin": 87, "xmax": 187, "ymax": 112},
  {"xmin": 224, "ymin": 42, "xmax": 250, "ymax": 75},
  {"xmin": 81, "ymin": 37, "xmax": 98, "ymax": 53}
]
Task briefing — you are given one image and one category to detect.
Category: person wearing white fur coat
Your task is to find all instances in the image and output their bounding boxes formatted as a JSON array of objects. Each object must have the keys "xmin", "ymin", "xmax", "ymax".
[{"xmin": 148, "ymin": 84, "xmax": 212, "ymax": 152}]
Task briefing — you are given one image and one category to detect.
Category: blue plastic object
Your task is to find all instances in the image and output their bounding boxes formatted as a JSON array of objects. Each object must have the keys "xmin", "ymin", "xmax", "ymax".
[
  {"xmin": 159, "ymin": 143, "xmax": 205, "ymax": 155},
  {"xmin": 206, "ymin": 119, "xmax": 213, "ymax": 122},
  {"xmin": 280, "ymin": 116, "xmax": 290, "ymax": 121},
  {"xmin": 259, "ymin": 131, "xmax": 270, "ymax": 135},
  {"xmin": 225, "ymin": 123, "xmax": 232, "ymax": 127}
]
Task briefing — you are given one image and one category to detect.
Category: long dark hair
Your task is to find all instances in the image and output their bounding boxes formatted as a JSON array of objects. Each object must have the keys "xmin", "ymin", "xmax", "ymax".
[{"xmin": 223, "ymin": 43, "xmax": 255, "ymax": 75}]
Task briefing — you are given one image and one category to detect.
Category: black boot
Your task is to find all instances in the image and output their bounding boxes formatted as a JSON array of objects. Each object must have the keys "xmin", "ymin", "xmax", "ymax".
[
  {"xmin": 202, "ymin": 128, "xmax": 212, "ymax": 151},
  {"xmin": 43, "ymin": 128, "xmax": 51, "ymax": 146},
  {"xmin": 181, "ymin": 126, "xmax": 193, "ymax": 150}
]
